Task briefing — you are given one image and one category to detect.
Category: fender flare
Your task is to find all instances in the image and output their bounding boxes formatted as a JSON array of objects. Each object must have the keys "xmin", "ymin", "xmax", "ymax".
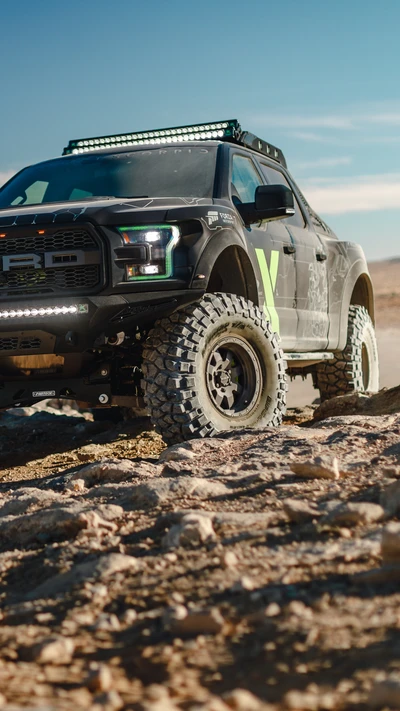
[{"xmin": 190, "ymin": 229, "xmax": 260, "ymax": 306}]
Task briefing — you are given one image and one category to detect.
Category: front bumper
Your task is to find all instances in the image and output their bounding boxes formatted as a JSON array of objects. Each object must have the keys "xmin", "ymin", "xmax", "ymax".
[
  {"xmin": 0, "ymin": 289, "xmax": 203, "ymax": 410},
  {"xmin": 0, "ymin": 289, "xmax": 203, "ymax": 357}
]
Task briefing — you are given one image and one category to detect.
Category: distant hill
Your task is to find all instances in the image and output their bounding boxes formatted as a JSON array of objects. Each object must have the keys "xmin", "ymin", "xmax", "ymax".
[{"xmin": 368, "ymin": 258, "xmax": 400, "ymax": 328}]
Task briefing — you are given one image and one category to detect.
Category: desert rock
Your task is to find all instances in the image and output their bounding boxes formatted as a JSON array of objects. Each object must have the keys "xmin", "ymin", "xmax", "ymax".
[
  {"xmin": 0, "ymin": 381, "xmax": 400, "ymax": 709},
  {"xmin": 322, "ymin": 502, "xmax": 385, "ymax": 527},
  {"xmin": 290, "ymin": 455, "xmax": 341, "ymax": 480},
  {"xmin": 162, "ymin": 513, "xmax": 217, "ymax": 548},
  {"xmin": 282, "ymin": 498, "xmax": 321, "ymax": 523},
  {"xmin": 31, "ymin": 636, "xmax": 75, "ymax": 665}
]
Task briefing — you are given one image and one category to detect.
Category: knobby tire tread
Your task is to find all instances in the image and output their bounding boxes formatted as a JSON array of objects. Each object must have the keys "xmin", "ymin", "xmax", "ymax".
[
  {"xmin": 141, "ymin": 293, "xmax": 286, "ymax": 444},
  {"xmin": 315, "ymin": 305, "xmax": 376, "ymax": 401}
]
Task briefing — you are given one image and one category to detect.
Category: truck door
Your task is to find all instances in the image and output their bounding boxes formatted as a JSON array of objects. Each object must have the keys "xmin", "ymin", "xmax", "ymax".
[
  {"xmin": 258, "ymin": 161, "xmax": 329, "ymax": 351},
  {"xmin": 230, "ymin": 152, "xmax": 298, "ymax": 351}
]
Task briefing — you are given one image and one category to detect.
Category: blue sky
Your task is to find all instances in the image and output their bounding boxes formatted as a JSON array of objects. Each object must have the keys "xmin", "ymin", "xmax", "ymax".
[{"xmin": 1, "ymin": 0, "xmax": 400, "ymax": 260}]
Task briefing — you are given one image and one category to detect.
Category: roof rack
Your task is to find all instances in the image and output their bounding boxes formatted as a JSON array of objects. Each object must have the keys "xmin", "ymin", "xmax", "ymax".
[{"xmin": 62, "ymin": 119, "xmax": 286, "ymax": 167}]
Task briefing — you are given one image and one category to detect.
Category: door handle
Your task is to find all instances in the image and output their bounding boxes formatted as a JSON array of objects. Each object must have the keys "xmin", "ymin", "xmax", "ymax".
[
  {"xmin": 283, "ymin": 244, "xmax": 296, "ymax": 255},
  {"xmin": 316, "ymin": 252, "xmax": 327, "ymax": 261}
]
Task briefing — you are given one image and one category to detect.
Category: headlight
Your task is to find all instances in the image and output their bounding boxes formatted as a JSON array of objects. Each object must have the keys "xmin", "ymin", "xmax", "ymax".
[{"xmin": 117, "ymin": 224, "xmax": 180, "ymax": 280}]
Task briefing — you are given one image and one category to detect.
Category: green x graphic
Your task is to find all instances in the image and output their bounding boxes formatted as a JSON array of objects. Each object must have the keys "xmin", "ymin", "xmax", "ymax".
[{"xmin": 255, "ymin": 248, "xmax": 280, "ymax": 334}]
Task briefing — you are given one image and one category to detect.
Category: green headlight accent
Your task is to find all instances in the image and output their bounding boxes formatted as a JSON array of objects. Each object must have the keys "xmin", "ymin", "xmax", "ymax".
[
  {"xmin": 118, "ymin": 224, "xmax": 180, "ymax": 281},
  {"xmin": 119, "ymin": 224, "xmax": 173, "ymax": 232}
]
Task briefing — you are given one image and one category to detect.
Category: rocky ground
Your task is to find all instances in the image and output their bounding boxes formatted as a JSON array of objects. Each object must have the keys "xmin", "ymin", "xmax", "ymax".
[
  {"xmin": 0, "ymin": 389, "xmax": 400, "ymax": 711},
  {"xmin": 0, "ymin": 257, "xmax": 398, "ymax": 711}
]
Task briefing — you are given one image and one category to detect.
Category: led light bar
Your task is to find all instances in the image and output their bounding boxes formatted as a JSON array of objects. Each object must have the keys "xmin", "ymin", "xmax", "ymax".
[
  {"xmin": 63, "ymin": 121, "xmax": 239, "ymax": 155},
  {"xmin": 62, "ymin": 119, "xmax": 286, "ymax": 166},
  {"xmin": 0, "ymin": 304, "xmax": 89, "ymax": 319}
]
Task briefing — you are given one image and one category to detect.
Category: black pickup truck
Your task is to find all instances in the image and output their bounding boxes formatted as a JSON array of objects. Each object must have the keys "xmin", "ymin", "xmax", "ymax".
[{"xmin": 0, "ymin": 120, "xmax": 378, "ymax": 443}]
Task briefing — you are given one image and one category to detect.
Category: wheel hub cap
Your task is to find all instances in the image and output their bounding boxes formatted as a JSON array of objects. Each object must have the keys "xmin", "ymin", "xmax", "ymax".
[{"xmin": 205, "ymin": 336, "xmax": 262, "ymax": 416}]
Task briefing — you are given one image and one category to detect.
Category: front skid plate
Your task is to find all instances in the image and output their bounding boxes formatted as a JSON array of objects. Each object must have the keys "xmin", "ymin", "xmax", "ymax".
[{"xmin": 0, "ymin": 377, "xmax": 113, "ymax": 410}]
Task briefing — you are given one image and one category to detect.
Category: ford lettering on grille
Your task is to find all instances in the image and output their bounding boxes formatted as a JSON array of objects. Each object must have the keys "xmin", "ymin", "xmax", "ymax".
[
  {"xmin": 2, "ymin": 250, "xmax": 99, "ymax": 271},
  {"xmin": 0, "ymin": 228, "xmax": 102, "ymax": 295}
]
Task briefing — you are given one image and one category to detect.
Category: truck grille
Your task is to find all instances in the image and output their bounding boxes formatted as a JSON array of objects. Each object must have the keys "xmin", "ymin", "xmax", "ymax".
[
  {"xmin": 0, "ymin": 337, "xmax": 18, "ymax": 351},
  {"xmin": 0, "ymin": 264, "xmax": 100, "ymax": 293},
  {"xmin": 0, "ymin": 228, "xmax": 102, "ymax": 296},
  {"xmin": 0, "ymin": 229, "xmax": 96, "ymax": 254},
  {"xmin": 0, "ymin": 336, "xmax": 41, "ymax": 352}
]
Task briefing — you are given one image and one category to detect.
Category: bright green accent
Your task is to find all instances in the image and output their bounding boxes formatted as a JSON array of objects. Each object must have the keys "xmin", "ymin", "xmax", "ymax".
[
  {"xmin": 269, "ymin": 250, "xmax": 279, "ymax": 291},
  {"xmin": 118, "ymin": 224, "xmax": 171, "ymax": 232},
  {"xmin": 255, "ymin": 248, "xmax": 280, "ymax": 334},
  {"xmin": 118, "ymin": 225, "xmax": 180, "ymax": 281}
]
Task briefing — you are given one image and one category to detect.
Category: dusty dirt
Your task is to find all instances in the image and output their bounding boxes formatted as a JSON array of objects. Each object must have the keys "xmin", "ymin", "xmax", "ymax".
[{"xmin": 0, "ymin": 259, "xmax": 398, "ymax": 711}]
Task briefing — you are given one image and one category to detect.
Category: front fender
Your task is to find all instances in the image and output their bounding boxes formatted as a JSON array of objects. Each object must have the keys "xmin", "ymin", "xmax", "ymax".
[{"xmin": 190, "ymin": 228, "xmax": 250, "ymax": 286}]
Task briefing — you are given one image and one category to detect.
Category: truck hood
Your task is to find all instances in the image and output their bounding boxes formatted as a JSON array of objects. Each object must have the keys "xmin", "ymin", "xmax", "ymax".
[{"xmin": 0, "ymin": 196, "xmax": 215, "ymax": 228}]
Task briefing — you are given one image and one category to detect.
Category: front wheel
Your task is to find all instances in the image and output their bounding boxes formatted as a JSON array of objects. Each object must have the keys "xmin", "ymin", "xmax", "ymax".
[
  {"xmin": 314, "ymin": 305, "xmax": 379, "ymax": 401},
  {"xmin": 141, "ymin": 293, "xmax": 287, "ymax": 444}
]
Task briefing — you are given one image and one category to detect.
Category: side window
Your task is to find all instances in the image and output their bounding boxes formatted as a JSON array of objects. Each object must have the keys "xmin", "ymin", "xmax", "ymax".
[
  {"xmin": 231, "ymin": 154, "xmax": 263, "ymax": 204},
  {"xmin": 69, "ymin": 188, "xmax": 93, "ymax": 200},
  {"xmin": 259, "ymin": 163, "xmax": 306, "ymax": 229}
]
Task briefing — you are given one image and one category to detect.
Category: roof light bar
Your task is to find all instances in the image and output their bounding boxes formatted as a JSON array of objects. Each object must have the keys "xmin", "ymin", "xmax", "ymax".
[
  {"xmin": 62, "ymin": 120, "xmax": 286, "ymax": 166},
  {"xmin": 63, "ymin": 121, "xmax": 239, "ymax": 156},
  {"xmin": 0, "ymin": 304, "xmax": 89, "ymax": 319}
]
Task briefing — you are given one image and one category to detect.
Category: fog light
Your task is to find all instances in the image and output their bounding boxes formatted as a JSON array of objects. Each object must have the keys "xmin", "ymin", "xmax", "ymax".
[{"xmin": 140, "ymin": 265, "xmax": 160, "ymax": 275}]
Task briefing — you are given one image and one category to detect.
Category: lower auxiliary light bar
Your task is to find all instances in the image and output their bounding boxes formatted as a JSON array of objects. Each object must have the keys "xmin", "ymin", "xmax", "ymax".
[{"xmin": 0, "ymin": 304, "xmax": 89, "ymax": 319}]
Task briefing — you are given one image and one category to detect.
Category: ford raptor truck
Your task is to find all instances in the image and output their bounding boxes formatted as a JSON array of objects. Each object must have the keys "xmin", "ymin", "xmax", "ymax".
[{"xmin": 0, "ymin": 120, "xmax": 378, "ymax": 443}]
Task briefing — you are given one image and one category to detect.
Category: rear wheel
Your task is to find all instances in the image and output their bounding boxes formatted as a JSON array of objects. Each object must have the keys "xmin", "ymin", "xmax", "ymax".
[
  {"xmin": 315, "ymin": 305, "xmax": 379, "ymax": 401},
  {"xmin": 142, "ymin": 293, "xmax": 287, "ymax": 444}
]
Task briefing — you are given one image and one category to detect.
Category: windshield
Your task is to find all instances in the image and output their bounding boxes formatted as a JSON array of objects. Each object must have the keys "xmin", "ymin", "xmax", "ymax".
[{"xmin": 0, "ymin": 146, "xmax": 217, "ymax": 209}]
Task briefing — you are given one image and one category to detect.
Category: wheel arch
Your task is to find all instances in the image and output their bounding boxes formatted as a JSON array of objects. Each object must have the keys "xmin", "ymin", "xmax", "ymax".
[
  {"xmin": 191, "ymin": 231, "xmax": 259, "ymax": 305},
  {"xmin": 337, "ymin": 264, "xmax": 375, "ymax": 350},
  {"xmin": 350, "ymin": 273, "xmax": 375, "ymax": 321}
]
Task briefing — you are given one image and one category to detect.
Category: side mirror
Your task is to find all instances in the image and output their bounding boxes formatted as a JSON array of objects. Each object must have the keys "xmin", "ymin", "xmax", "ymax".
[{"xmin": 237, "ymin": 184, "xmax": 295, "ymax": 225}]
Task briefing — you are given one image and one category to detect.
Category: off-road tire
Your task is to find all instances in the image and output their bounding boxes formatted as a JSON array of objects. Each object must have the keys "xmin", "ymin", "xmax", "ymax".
[
  {"xmin": 141, "ymin": 293, "xmax": 287, "ymax": 444},
  {"xmin": 315, "ymin": 305, "xmax": 379, "ymax": 401}
]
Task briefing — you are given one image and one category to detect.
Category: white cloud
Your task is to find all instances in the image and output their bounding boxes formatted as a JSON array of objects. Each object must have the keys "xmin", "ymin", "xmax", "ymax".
[
  {"xmin": 288, "ymin": 131, "xmax": 336, "ymax": 143},
  {"xmin": 0, "ymin": 170, "xmax": 15, "ymax": 187},
  {"xmin": 363, "ymin": 112, "xmax": 400, "ymax": 126},
  {"xmin": 294, "ymin": 156, "xmax": 352, "ymax": 170},
  {"xmin": 251, "ymin": 114, "xmax": 354, "ymax": 130},
  {"xmin": 302, "ymin": 173, "xmax": 400, "ymax": 215},
  {"xmin": 249, "ymin": 103, "xmax": 400, "ymax": 135}
]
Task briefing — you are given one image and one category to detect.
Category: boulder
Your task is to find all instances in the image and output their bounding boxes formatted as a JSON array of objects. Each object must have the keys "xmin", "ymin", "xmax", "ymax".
[{"xmin": 313, "ymin": 385, "xmax": 400, "ymax": 422}]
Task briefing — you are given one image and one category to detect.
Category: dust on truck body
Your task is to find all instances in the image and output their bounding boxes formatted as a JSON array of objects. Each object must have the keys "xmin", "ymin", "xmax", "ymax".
[{"xmin": 0, "ymin": 120, "xmax": 378, "ymax": 443}]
